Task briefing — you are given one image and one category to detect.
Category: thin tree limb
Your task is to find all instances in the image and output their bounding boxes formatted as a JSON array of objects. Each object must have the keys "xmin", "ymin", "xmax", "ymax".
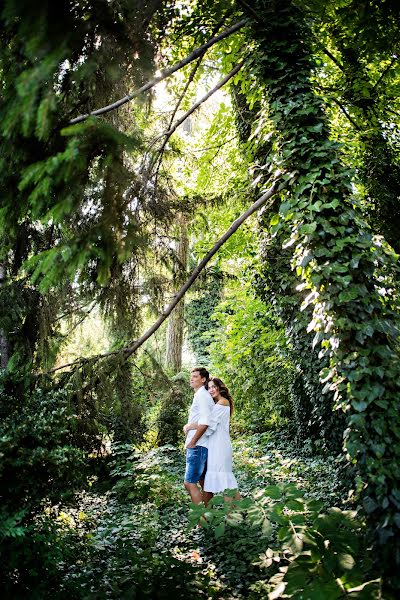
[
  {"xmin": 123, "ymin": 172, "xmax": 282, "ymax": 359},
  {"xmin": 164, "ymin": 16, "xmax": 230, "ymax": 128},
  {"xmin": 69, "ymin": 19, "xmax": 248, "ymax": 124},
  {"xmin": 330, "ymin": 97, "xmax": 362, "ymax": 131},
  {"xmin": 372, "ymin": 54, "xmax": 398, "ymax": 91},
  {"xmin": 159, "ymin": 62, "xmax": 244, "ymax": 143},
  {"xmin": 236, "ymin": 0, "xmax": 260, "ymax": 21},
  {"xmin": 150, "ymin": 56, "xmax": 204, "ymax": 185},
  {"xmin": 45, "ymin": 174, "xmax": 282, "ymax": 375},
  {"xmin": 152, "ymin": 62, "xmax": 244, "ymax": 185},
  {"xmin": 319, "ymin": 45, "xmax": 344, "ymax": 72},
  {"xmin": 190, "ymin": 135, "xmax": 238, "ymax": 154},
  {"xmin": 169, "ymin": 59, "xmax": 203, "ymax": 128}
]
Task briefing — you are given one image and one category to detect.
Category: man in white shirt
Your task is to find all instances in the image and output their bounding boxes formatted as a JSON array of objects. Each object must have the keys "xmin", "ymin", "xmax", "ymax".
[{"xmin": 183, "ymin": 367, "xmax": 215, "ymax": 504}]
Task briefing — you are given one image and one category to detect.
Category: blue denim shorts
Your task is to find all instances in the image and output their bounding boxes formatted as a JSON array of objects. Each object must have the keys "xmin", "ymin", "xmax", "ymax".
[{"xmin": 184, "ymin": 445, "xmax": 208, "ymax": 484}]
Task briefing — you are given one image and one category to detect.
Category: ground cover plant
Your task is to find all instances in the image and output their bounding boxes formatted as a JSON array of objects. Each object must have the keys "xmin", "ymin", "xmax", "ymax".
[{"xmin": 6, "ymin": 432, "xmax": 378, "ymax": 599}]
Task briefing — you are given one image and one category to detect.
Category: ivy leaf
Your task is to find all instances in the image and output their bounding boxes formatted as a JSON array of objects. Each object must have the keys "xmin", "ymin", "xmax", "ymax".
[{"xmin": 299, "ymin": 222, "xmax": 317, "ymax": 235}]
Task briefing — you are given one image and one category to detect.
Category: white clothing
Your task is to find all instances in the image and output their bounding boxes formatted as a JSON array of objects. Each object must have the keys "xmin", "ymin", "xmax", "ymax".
[
  {"xmin": 185, "ymin": 386, "xmax": 215, "ymax": 449},
  {"xmin": 203, "ymin": 404, "xmax": 238, "ymax": 493}
]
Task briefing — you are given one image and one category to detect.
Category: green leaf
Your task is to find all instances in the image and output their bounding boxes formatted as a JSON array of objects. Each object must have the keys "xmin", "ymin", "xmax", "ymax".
[
  {"xmin": 299, "ymin": 222, "xmax": 317, "ymax": 235},
  {"xmin": 214, "ymin": 522, "xmax": 225, "ymax": 538},
  {"xmin": 270, "ymin": 214, "xmax": 280, "ymax": 226},
  {"xmin": 264, "ymin": 485, "xmax": 283, "ymax": 499}
]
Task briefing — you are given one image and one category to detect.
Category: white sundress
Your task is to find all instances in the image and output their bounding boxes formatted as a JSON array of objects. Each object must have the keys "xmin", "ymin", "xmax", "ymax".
[{"xmin": 203, "ymin": 404, "xmax": 238, "ymax": 493}]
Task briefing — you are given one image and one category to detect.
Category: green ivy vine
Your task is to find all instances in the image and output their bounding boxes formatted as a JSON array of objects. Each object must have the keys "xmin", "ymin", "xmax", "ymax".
[{"xmin": 246, "ymin": 0, "xmax": 400, "ymax": 583}]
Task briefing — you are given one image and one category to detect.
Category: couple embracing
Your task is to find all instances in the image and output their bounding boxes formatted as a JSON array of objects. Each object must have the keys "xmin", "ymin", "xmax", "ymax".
[{"xmin": 183, "ymin": 367, "xmax": 240, "ymax": 506}]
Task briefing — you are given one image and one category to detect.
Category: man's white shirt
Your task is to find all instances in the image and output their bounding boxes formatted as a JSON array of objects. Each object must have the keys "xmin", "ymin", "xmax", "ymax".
[{"xmin": 185, "ymin": 386, "xmax": 215, "ymax": 448}]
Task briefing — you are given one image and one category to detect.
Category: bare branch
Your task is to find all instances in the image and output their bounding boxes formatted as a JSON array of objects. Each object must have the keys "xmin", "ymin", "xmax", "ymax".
[
  {"xmin": 164, "ymin": 16, "xmax": 230, "ymax": 129},
  {"xmin": 69, "ymin": 19, "xmax": 248, "ymax": 125},
  {"xmin": 46, "ymin": 174, "xmax": 282, "ymax": 375},
  {"xmin": 150, "ymin": 56, "xmax": 204, "ymax": 185},
  {"xmin": 161, "ymin": 63, "xmax": 243, "ymax": 143},
  {"xmin": 190, "ymin": 135, "xmax": 238, "ymax": 154},
  {"xmin": 319, "ymin": 45, "xmax": 344, "ymax": 72},
  {"xmin": 170, "ymin": 61, "xmax": 203, "ymax": 128}
]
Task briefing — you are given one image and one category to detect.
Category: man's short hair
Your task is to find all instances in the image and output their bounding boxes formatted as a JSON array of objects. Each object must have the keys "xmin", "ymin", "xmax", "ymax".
[{"xmin": 191, "ymin": 366, "xmax": 209, "ymax": 385}]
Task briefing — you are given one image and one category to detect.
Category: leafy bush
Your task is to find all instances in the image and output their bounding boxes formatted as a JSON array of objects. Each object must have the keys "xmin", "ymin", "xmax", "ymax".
[
  {"xmin": 232, "ymin": 432, "xmax": 349, "ymax": 506},
  {"xmin": 189, "ymin": 483, "xmax": 380, "ymax": 599},
  {"xmin": 62, "ymin": 500, "xmax": 213, "ymax": 599},
  {"xmin": 122, "ymin": 355, "xmax": 191, "ymax": 448},
  {"xmin": 0, "ymin": 378, "xmax": 87, "ymax": 596},
  {"xmin": 108, "ymin": 443, "xmax": 186, "ymax": 507},
  {"xmin": 208, "ymin": 290, "xmax": 295, "ymax": 432},
  {"xmin": 155, "ymin": 373, "xmax": 192, "ymax": 447},
  {"xmin": 0, "ymin": 382, "xmax": 86, "ymax": 514},
  {"xmin": 185, "ymin": 268, "xmax": 224, "ymax": 364},
  {"xmin": 61, "ymin": 445, "xmax": 212, "ymax": 599}
]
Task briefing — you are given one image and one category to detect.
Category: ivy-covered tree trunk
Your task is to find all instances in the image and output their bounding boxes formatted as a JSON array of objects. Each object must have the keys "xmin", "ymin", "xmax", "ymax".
[
  {"xmin": 249, "ymin": 0, "xmax": 400, "ymax": 582},
  {"xmin": 232, "ymin": 47, "xmax": 342, "ymax": 452},
  {"xmin": 166, "ymin": 215, "xmax": 189, "ymax": 371},
  {"xmin": 0, "ymin": 263, "xmax": 9, "ymax": 369}
]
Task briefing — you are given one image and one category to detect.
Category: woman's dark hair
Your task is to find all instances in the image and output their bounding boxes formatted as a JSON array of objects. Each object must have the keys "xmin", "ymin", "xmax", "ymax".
[
  {"xmin": 191, "ymin": 366, "xmax": 210, "ymax": 387},
  {"xmin": 208, "ymin": 377, "xmax": 234, "ymax": 414}
]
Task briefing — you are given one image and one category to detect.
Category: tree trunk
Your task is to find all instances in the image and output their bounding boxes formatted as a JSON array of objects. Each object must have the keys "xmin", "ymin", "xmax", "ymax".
[
  {"xmin": 0, "ymin": 263, "xmax": 9, "ymax": 368},
  {"xmin": 166, "ymin": 216, "xmax": 189, "ymax": 371},
  {"xmin": 250, "ymin": 0, "xmax": 400, "ymax": 575}
]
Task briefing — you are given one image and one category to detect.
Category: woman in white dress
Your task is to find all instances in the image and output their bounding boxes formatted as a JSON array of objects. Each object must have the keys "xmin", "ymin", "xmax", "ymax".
[{"xmin": 185, "ymin": 377, "xmax": 240, "ymax": 503}]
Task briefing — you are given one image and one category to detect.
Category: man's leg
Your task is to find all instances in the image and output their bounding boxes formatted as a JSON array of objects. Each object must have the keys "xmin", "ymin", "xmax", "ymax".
[
  {"xmin": 198, "ymin": 479, "xmax": 212, "ymax": 505},
  {"xmin": 184, "ymin": 481, "xmax": 203, "ymax": 504},
  {"xmin": 184, "ymin": 446, "xmax": 208, "ymax": 504},
  {"xmin": 199, "ymin": 453, "xmax": 213, "ymax": 507}
]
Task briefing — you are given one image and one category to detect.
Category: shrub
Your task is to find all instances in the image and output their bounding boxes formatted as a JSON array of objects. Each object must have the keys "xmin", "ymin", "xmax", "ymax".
[
  {"xmin": 0, "ymin": 378, "xmax": 87, "ymax": 595},
  {"xmin": 209, "ymin": 291, "xmax": 295, "ymax": 432},
  {"xmin": 189, "ymin": 483, "xmax": 380, "ymax": 599}
]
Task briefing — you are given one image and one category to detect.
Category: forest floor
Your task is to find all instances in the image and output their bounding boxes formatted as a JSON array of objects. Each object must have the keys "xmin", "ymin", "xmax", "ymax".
[{"xmin": 57, "ymin": 430, "xmax": 349, "ymax": 599}]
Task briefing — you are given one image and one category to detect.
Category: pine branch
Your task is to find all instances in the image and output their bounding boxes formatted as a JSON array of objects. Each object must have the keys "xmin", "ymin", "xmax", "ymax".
[
  {"xmin": 46, "ymin": 174, "xmax": 283, "ymax": 375},
  {"xmin": 69, "ymin": 19, "xmax": 248, "ymax": 124}
]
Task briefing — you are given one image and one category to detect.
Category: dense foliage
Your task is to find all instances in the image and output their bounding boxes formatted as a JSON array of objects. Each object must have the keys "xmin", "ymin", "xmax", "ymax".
[
  {"xmin": 208, "ymin": 289, "xmax": 294, "ymax": 432},
  {"xmin": 1, "ymin": 0, "xmax": 400, "ymax": 596},
  {"xmin": 185, "ymin": 268, "xmax": 224, "ymax": 364},
  {"xmin": 244, "ymin": 2, "xmax": 400, "ymax": 582}
]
